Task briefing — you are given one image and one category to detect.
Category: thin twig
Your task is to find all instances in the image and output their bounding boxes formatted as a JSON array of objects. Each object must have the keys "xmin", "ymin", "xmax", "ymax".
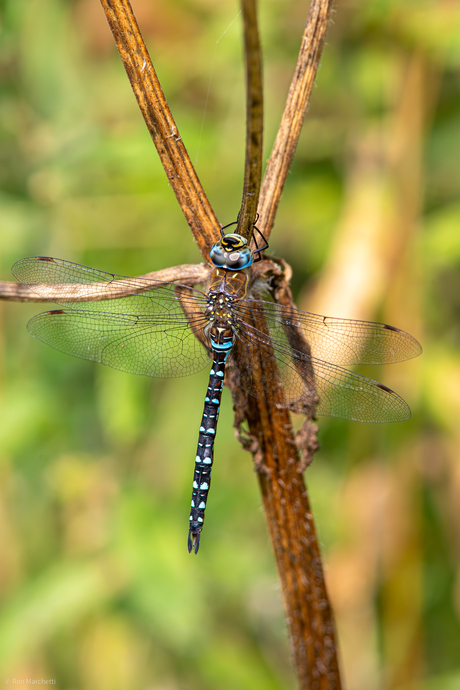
[
  {"xmin": 100, "ymin": 0, "xmax": 221, "ymax": 259},
  {"xmin": 0, "ymin": 264, "xmax": 209, "ymax": 302},
  {"xmin": 236, "ymin": 0, "xmax": 264, "ymax": 242},
  {"xmin": 258, "ymin": 0, "xmax": 333, "ymax": 240}
]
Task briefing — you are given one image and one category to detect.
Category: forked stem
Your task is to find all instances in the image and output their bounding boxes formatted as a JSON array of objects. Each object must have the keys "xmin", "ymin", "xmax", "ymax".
[{"xmin": 1, "ymin": 2, "xmax": 341, "ymax": 688}]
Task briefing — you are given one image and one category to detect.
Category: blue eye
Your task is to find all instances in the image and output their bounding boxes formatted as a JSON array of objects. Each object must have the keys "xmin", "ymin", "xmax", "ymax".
[
  {"xmin": 209, "ymin": 245, "xmax": 226, "ymax": 267},
  {"xmin": 225, "ymin": 248, "xmax": 253, "ymax": 270}
]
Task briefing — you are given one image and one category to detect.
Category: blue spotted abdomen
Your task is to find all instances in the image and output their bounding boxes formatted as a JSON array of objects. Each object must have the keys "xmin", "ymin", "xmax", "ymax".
[{"xmin": 188, "ymin": 325, "xmax": 234, "ymax": 553}]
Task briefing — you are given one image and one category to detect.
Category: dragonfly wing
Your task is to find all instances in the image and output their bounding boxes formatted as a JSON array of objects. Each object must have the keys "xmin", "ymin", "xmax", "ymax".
[
  {"xmin": 12, "ymin": 256, "xmax": 207, "ymax": 318},
  {"xmin": 311, "ymin": 357, "xmax": 411, "ymax": 422},
  {"xmin": 235, "ymin": 316, "xmax": 411, "ymax": 422},
  {"xmin": 236, "ymin": 299, "xmax": 422, "ymax": 366},
  {"xmin": 28, "ymin": 309, "xmax": 211, "ymax": 378},
  {"xmin": 14, "ymin": 257, "xmax": 212, "ymax": 378}
]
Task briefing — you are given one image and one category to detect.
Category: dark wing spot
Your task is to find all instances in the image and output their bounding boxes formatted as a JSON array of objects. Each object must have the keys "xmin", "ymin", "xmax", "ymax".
[
  {"xmin": 377, "ymin": 383, "xmax": 393, "ymax": 393},
  {"xmin": 383, "ymin": 324, "xmax": 398, "ymax": 332},
  {"xmin": 36, "ymin": 256, "xmax": 54, "ymax": 262}
]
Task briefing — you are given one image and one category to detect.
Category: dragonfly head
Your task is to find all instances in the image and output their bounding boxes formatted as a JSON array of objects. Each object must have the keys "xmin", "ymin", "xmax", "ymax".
[{"xmin": 210, "ymin": 233, "xmax": 254, "ymax": 271}]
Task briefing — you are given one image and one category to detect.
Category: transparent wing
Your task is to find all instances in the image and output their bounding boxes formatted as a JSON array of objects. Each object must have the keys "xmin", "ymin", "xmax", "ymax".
[
  {"xmin": 232, "ymin": 299, "xmax": 420, "ymax": 422},
  {"xmin": 12, "ymin": 256, "xmax": 207, "ymax": 315},
  {"xmin": 14, "ymin": 257, "xmax": 211, "ymax": 378},
  {"xmin": 234, "ymin": 329, "xmax": 410, "ymax": 422},
  {"xmin": 13, "ymin": 257, "xmax": 421, "ymax": 418},
  {"xmin": 235, "ymin": 299, "xmax": 422, "ymax": 365}
]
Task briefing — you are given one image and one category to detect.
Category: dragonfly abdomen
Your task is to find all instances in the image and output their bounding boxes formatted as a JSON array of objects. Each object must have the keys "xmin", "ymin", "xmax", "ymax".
[{"xmin": 188, "ymin": 323, "xmax": 235, "ymax": 554}]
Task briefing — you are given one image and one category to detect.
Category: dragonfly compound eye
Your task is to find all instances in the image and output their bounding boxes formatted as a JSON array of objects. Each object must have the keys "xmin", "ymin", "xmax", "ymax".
[
  {"xmin": 225, "ymin": 248, "xmax": 253, "ymax": 270},
  {"xmin": 209, "ymin": 244, "xmax": 226, "ymax": 267}
]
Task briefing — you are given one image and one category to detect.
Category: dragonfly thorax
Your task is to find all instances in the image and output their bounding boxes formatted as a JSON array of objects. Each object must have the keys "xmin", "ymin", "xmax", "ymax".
[{"xmin": 204, "ymin": 292, "xmax": 235, "ymax": 329}]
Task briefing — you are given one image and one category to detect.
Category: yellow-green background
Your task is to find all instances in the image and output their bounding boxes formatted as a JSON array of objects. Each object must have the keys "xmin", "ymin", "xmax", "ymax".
[{"xmin": 0, "ymin": 1, "xmax": 459, "ymax": 688}]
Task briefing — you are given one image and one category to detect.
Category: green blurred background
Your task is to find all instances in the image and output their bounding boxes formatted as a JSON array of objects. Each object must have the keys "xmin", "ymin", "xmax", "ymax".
[{"xmin": 0, "ymin": 0, "xmax": 459, "ymax": 688}]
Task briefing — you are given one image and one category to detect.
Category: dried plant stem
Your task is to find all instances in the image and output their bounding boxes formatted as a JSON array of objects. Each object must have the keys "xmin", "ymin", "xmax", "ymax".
[
  {"xmin": 231, "ymin": 0, "xmax": 341, "ymax": 685},
  {"xmin": 245, "ymin": 397, "xmax": 340, "ymax": 688},
  {"xmin": 236, "ymin": 0, "xmax": 264, "ymax": 241},
  {"xmin": 234, "ymin": 260, "xmax": 341, "ymax": 689},
  {"xmin": 0, "ymin": 264, "xmax": 209, "ymax": 302},
  {"xmin": 100, "ymin": 0, "xmax": 220, "ymax": 259},
  {"xmin": 259, "ymin": 0, "xmax": 333, "ymax": 240}
]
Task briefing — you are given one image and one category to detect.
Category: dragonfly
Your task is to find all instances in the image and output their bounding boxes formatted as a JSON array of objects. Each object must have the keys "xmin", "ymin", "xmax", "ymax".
[{"xmin": 12, "ymin": 231, "xmax": 422, "ymax": 552}]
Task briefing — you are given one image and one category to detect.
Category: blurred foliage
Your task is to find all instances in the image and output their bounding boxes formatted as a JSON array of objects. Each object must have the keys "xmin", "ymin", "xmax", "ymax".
[{"xmin": 0, "ymin": 0, "xmax": 459, "ymax": 689}]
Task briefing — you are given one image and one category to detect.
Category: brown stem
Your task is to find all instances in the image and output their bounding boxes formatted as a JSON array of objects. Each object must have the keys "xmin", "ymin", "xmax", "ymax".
[
  {"xmin": 232, "ymin": 259, "xmax": 342, "ymax": 689},
  {"xmin": 258, "ymin": 0, "xmax": 333, "ymax": 240},
  {"xmin": 231, "ymin": 0, "xmax": 342, "ymax": 685},
  {"xmin": 99, "ymin": 0, "xmax": 221, "ymax": 259},
  {"xmin": 236, "ymin": 0, "xmax": 264, "ymax": 242},
  {"xmin": 246, "ymin": 399, "xmax": 340, "ymax": 689},
  {"xmin": 0, "ymin": 264, "xmax": 209, "ymax": 302}
]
